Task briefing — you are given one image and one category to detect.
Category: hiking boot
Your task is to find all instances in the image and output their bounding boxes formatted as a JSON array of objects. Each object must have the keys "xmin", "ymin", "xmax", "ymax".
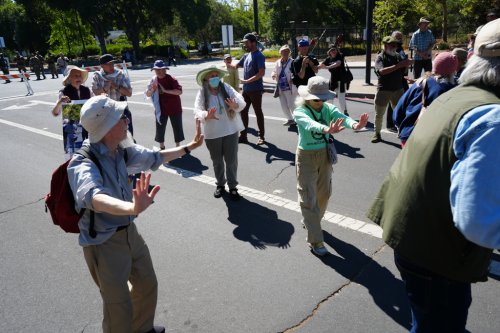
[{"xmin": 371, "ymin": 133, "xmax": 382, "ymax": 143}]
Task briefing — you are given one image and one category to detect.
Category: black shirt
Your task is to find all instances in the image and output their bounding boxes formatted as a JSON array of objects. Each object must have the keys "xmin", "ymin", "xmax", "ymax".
[
  {"xmin": 292, "ymin": 55, "xmax": 319, "ymax": 87},
  {"xmin": 322, "ymin": 54, "xmax": 345, "ymax": 83}
]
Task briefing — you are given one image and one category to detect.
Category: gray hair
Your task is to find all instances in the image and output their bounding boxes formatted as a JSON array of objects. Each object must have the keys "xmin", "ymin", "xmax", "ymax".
[
  {"xmin": 458, "ymin": 55, "xmax": 500, "ymax": 87},
  {"xmin": 391, "ymin": 31, "xmax": 403, "ymax": 38},
  {"xmin": 295, "ymin": 96, "xmax": 306, "ymax": 108}
]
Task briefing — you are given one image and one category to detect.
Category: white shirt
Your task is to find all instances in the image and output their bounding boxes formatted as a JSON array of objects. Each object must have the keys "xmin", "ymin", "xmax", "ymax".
[{"xmin": 194, "ymin": 83, "xmax": 245, "ymax": 140}]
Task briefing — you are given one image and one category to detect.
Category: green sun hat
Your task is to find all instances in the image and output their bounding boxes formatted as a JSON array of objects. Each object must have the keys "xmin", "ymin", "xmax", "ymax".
[{"xmin": 196, "ymin": 66, "xmax": 229, "ymax": 86}]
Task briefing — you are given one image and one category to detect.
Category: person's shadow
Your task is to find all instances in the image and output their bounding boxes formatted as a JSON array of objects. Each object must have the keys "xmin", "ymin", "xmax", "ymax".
[
  {"xmin": 248, "ymin": 141, "xmax": 296, "ymax": 165},
  {"xmin": 334, "ymin": 138, "xmax": 364, "ymax": 159},
  {"xmin": 223, "ymin": 196, "xmax": 295, "ymax": 249},
  {"xmin": 166, "ymin": 154, "xmax": 209, "ymax": 176},
  {"xmin": 318, "ymin": 231, "xmax": 412, "ymax": 330}
]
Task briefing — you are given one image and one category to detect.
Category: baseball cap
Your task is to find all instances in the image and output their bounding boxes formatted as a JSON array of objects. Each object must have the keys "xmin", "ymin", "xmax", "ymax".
[
  {"xmin": 241, "ymin": 33, "xmax": 257, "ymax": 42},
  {"xmin": 151, "ymin": 59, "xmax": 169, "ymax": 70},
  {"xmin": 382, "ymin": 36, "xmax": 399, "ymax": 44},
  {"xmin": 223, "ymin": 54, "xmax": 232, "ymax": 60},
  {"xmin": 99, "ymin": 54, "xmax": 115, "ymax": 65},
  {"xmin": 298, "ymin": 39, "xmax": 310, "ymax": 47},
  {"xmin": 80, "ymin": 96, "xmax": 128, "ymax": 143},
  {"xmin": 474, "ymin": 18, "xmax": 500, "ymax": 57}
]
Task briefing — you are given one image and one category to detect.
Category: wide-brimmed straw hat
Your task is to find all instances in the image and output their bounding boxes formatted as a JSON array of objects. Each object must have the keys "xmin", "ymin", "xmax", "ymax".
[
  {"xmin": 196, "ymin": 66, "xmax": 228, "ymax": 86},
  {"xmin": 298, "ymin": 76, "xmax": 335, "ymax": 100},
  {"xmin": 80, "ymin": 96, "xmax": 128, "ymax": 143},
  {"xmin": 62, "ymin": 65, "xmax": 88, "ymax": 86}
]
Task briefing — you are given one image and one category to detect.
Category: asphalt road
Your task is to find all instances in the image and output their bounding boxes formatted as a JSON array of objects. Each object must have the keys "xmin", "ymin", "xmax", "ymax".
[{"xmin": 0, "ymin": 63, "xmax": 498, "ymax": 333}]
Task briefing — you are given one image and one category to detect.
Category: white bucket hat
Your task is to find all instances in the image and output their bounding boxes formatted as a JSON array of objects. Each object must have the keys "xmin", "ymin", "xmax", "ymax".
[
  {"xmin": 298, "ymin": 76, "xmax": 336, "ymax": 100},
  {"xmin": 80, "ymin": 96, "xmax": 128, "ymax": 143},
  {"xmin": 62, "ymin": 65, "xmax": 89, "ymax": 86}
]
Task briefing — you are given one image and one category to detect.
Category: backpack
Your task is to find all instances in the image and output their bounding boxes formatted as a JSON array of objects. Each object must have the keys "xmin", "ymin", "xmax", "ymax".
[{"xmin": 45, "ymin": 147, "xmax": 102, "ymax": 237}]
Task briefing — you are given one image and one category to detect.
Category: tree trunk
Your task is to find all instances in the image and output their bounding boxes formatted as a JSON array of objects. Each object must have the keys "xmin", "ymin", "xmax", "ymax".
[
  {"xmin": 127, "ymin": 28, "xmax": 142, "ymax": 61},
  {"xmin": 441, "ymin": 0, "xmax": 448, "ymax": 42}
]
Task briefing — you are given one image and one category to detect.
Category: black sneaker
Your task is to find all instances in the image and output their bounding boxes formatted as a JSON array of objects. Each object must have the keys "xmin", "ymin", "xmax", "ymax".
[
  {"xmin": 229, "ymin": 188, "xmax": 242, "ymax": 201},
  {"xmin": 238, "ymin": 136, "xmax": 248, "ymax": 144},
  {"xmin": 343, "ymin": 110, "xmax": 349, "ymax": 117},
  {"xmin": 214, "ymin": 186, "xmax": 226, "ymax": 198}
]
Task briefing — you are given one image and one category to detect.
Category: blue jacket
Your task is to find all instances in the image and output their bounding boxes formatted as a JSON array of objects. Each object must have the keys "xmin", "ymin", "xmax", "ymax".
[{"xmin": 393, "ymin": 76, "xmax": 456, "ymax": 141}]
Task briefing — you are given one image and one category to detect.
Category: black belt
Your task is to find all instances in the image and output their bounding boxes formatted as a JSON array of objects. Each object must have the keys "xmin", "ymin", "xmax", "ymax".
[{"xmin": 116, "ymin": 224, "xmax": 130, "ymax": 232}]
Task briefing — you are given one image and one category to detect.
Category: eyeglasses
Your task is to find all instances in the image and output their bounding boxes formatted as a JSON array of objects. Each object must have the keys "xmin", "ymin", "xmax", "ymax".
[{"xmin": 311, "ymin": 99, "xmax": 326, "ymax": 102}]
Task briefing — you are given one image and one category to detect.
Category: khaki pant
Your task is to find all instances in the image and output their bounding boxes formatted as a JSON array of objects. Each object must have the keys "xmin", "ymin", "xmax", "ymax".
[
  {"xmin": 296, "ymin": 148, "xmax": 332, "ymax": 245},
  {"xmin": 83, "ymin": 223, "xmax": 158, "ymax": 333},
  {"xmin": 374, "ymin": 88, "xmax": 404, "ymax": 134}
]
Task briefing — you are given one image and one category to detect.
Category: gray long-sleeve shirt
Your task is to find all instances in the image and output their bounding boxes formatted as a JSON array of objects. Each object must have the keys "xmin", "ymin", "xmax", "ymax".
[{"xmin": 68, "ymin": 141, "xmax": 163, "ymax": 246}]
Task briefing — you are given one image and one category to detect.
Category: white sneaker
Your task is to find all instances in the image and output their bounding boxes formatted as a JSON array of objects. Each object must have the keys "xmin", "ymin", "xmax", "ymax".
[{"xmin": 309, "ymin": 243, "xmax": 329, "ymax": 256}]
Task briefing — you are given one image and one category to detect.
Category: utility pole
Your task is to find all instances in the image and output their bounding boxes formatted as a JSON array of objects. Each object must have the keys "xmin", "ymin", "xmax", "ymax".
[{"xmin": 365, "ymin": 0, "xmax": 374, "ymax": 85}]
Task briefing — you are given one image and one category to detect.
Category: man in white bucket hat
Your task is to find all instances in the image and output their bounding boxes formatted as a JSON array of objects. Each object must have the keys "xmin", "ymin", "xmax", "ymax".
[{"xmin": 67, "ymin": 95, "xmax": 204, "ymax": 333}]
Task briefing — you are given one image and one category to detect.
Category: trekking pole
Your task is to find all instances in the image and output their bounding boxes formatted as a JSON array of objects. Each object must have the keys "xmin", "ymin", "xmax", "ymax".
[
  {"xmin": 123, "ymin": 60, "xmax": 130, "ymax": 80},
  {"xmin": 23, "ymin": 71, "xmax": 34, "ymax": 95}
]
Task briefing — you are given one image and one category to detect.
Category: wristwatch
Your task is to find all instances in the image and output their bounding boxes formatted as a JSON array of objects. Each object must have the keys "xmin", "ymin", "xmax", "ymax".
[{"xmin": 183, "ymin": 146, "xmax": 191, "ymax": 154}]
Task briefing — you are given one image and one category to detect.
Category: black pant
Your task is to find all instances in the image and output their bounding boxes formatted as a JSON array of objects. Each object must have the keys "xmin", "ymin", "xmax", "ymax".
[
  {"xmin": 413, "ymin": 59, "xmax": 432, "ymax": 79},
  {"xmin": 240, "ymin": 90, "xmax": 265, "ymax": 139}
]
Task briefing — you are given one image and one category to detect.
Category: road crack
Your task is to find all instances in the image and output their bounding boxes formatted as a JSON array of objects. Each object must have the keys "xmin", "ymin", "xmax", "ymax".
[
  {"xmin": 280, "ymin": 243, "xmax": 387, "ymax": 333},
  {"xmin": 0, "ymin": 197, "xmax": 44, "ymax": 215},
  {"xmin": 267, "ymin": 164, "xmax": 294, "ymax": 186}
]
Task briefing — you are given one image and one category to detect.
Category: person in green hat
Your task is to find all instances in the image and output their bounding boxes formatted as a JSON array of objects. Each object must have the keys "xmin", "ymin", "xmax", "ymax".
[
  {"xmin": 372, "ymin": 35, "xmax": 412, "ymax": 143},
  {"xmin": 194, "ymin": 66, "xmax": 246, "ymax": 200}
]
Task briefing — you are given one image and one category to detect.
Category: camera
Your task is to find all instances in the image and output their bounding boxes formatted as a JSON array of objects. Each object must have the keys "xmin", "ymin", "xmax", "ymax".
[{"xmin": 307, "ymin": 53, "xmax": 317, "ymax": 60}]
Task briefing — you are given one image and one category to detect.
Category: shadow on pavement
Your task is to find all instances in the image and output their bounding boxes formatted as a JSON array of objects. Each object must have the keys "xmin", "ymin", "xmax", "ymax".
[
  {"xmin": 167, "ymin": 154, "xmax": 209, "ymax": 175},
  {"xmin": 248, "ymin": 141, "xmax": 296, "ymax": 164},
  {"xmin": 335, "ymin": 138, "xmax": 364, "ymax": 159},
  {"xmin": 223, "ymin": 196, "xmax": 295, "ymax": 250},
  {"xmin": 320, "ymin": 231, "xmax": 412, "ymax": 330}
]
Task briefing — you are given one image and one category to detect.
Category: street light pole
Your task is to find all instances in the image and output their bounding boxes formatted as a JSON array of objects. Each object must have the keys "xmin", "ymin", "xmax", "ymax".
[
  {"xmin": 253, "ymin": 0, "xmax": 259, "ymax": 35},
  {"xmin": 365, "ymin": 0, "xmax": 374, "ymax": 85}
]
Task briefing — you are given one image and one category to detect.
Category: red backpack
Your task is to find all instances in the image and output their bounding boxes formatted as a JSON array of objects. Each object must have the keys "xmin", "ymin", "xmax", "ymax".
[{"xmin": 45, "ymin": 147, "xmax": 101, "ymax": 237}]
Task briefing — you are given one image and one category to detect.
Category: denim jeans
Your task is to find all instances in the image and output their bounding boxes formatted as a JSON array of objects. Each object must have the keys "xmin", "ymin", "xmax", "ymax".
[{"xmin": 394, "ymin": 252, "xmax": 472, "ymax": 333}]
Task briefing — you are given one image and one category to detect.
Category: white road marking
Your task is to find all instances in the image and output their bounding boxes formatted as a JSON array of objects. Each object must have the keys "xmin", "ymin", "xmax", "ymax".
[
  {"xmin": 0, "ymin": 117, "xmax": 382, "ymax": 239},
  {"xmin": 0, "ymin": 118, "xmax": 62, "ymax": 140}
]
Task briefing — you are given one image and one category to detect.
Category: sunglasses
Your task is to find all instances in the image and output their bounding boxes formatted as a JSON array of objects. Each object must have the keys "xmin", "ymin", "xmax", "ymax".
[{"xmin": 311, "ymin": 99, "xmax": 326, "ymax": 102}]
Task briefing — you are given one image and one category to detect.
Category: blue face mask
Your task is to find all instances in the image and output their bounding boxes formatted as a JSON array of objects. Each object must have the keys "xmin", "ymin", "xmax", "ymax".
[{"xmin": 208, "ymin": 76, "xmax": 220, "ymax": 88}]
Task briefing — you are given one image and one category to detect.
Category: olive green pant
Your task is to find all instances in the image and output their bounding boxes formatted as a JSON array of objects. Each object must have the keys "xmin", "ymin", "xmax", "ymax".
[
  {"xmin": 296, "ymin": 148, "xmax": 332, "ymax": 245},
  {"xmin": 83, "ymin": 223, "xmax": 158, "ymax": 333},
  {"xmin": 374, "ymin": 88, "xmax": 404, "ymax": 134}
]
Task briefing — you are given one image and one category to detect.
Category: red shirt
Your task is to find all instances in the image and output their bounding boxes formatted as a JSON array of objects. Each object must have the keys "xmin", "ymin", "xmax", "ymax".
[{"xmin": 157, "ymin": 75, "xmax": 182, "ymax": 116}]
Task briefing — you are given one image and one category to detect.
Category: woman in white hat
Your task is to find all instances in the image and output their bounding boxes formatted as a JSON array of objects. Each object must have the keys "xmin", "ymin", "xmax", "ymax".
[
  {"xmin": 271, "ymin": 45, "xmax": 295, "ymax": 126},
  {"xmin": 194, "ymin": 66, "xmax": 246, "ymax": 200},
  {"xmin": 51, "ymin": 65, "xmax": 93, "ymax": 158},
  {"xmin": 294, "ymin": 76, "xmax": 368, "ymax": 256}
]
